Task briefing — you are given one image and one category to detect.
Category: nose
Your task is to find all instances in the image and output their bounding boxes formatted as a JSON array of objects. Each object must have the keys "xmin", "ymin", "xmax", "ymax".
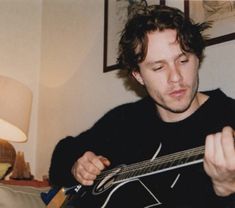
[{"xmin": 168, "ymin": 65, "xmax": 182, "ymax": 83}]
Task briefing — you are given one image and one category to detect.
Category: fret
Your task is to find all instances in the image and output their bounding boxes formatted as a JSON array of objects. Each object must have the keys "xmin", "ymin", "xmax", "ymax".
[{"xmin": 113, "ymin": 145, "xmax": 205, "ymax": 183}]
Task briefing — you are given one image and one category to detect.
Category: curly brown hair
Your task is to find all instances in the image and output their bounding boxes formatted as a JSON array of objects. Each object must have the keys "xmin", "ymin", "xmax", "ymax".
[{"xmin": 117, "ymin": 5, "xmax": 211, "ymax": 72}]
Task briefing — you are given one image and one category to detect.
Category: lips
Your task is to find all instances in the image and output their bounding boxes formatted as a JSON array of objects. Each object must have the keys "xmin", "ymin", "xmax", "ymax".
[{"xmin": 169, "ymin": 89, "xmax": 187, "ymax": 98}]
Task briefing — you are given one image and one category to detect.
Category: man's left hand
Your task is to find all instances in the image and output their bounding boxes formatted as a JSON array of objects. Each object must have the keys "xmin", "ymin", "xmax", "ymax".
[{"xmin": 204, "ymin": 126, "xmax": 235, "ymax": 196}]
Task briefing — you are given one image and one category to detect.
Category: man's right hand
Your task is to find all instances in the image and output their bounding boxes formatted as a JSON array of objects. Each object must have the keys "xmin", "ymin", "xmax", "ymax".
[{"xmin": 71, "ymin": 151, "xmax": 111, "ymax": 186}]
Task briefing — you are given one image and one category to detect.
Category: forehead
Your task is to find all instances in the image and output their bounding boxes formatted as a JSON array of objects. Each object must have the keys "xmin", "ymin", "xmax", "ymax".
[
  {"xmin": 144, "ymin": 29, "xmax": 184, "ymax": 61},
  {"xmin": 148, "ymin": 29, "xmax": 178, "ymax": 44}
]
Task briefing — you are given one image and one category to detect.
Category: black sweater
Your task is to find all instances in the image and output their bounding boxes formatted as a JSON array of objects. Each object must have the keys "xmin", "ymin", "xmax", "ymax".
[{"xmin": 49, "ymin": 89, "xmax": 235, "ymax": 208}]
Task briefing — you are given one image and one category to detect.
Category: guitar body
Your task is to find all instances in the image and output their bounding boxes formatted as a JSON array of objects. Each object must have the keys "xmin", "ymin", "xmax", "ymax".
[
  {"xmin": 49, "ymin": 145, "xmax": 206, "ymax": 208},
  {"xmin": 63, "ymin": 179, "xmax": 161, "ymax": 208}
]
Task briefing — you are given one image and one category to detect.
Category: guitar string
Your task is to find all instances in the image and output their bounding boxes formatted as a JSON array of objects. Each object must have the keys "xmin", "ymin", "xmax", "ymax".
[
  {"xmin": 96, "ymin": 146, "xmax": 204, "ymax": 181},
  {"xmin": 96, "ymin": 145, "xmax": 205, "ymax": 181},
  {"xmin": 117, "ymin": 147, "xmax": 204, "ymax": 178},
  {"xmin": 114, "ymin": 146, "xmax": 205, "ymax": 180},
  {"xmin": 100, "ymin": 145, "xmax": 204, "ymax": 178}
]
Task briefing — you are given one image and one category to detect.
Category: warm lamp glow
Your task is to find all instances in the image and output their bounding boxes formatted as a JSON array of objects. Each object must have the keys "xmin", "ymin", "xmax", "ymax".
[{"xmin": 0, "ymin": 75, "xmax": 32, "ymax": 142}]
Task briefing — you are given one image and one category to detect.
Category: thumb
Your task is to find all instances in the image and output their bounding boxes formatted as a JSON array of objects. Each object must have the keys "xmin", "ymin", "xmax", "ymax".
[{"xmin": 99, "ymin": 156, "xmax": 111, "ymax": 167}]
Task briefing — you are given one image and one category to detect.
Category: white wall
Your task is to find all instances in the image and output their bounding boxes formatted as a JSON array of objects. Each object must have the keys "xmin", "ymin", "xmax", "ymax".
[
  {"xmin": 36, "ymin": 0, "xmax": 138, "ymax": 179},
  {"xmin": 199, "ymin": 41, "xmax": 235, "ymax": 97},
  {"xmin": 0, "ymin": 0, "xmax": 41, "ymax": 177}
]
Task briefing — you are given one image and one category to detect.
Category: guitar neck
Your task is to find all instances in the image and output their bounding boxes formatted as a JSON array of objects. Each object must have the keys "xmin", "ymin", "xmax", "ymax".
[{"xmin": 99, "ymin": 145, "xmax": 205, "ymax": 184}]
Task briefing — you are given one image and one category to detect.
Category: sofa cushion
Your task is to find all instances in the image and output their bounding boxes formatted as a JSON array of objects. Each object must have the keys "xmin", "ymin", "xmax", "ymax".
[{"xmin": 0, "ymin": 183, "xmax": 49, "ymax": 208}]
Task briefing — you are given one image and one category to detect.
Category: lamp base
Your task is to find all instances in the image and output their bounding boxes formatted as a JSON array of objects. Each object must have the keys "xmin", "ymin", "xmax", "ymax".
[
  {"xmin": 0, "ymin": 139, "xmax": 16, "ymax": 166},
  {"xmin": 10, "ymin": 151, "xmax": 34, "ymax": 180},
  {"xmin": 0, "ymin": 139, "xmax": 16, "ymax": 179}
]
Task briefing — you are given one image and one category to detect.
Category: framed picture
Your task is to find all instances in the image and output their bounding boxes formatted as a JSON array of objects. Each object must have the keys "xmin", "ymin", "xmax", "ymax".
[
  {"xmin": 185, "ymin": 0, "xmax": 235, "ymax": 46},
  {"xmin": 103, "ymin": 0, "xmax": 165, "ymax": 72}
]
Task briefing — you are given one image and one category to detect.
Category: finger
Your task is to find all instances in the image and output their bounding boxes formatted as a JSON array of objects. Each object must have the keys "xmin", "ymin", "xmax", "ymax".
[
  {"xmin": 85, "ymin": 152, "xmax": 110, "ymax": 171},
  {"xmin": 99, "ymin": 156, "xmax": 111, "ymax": 167},
  {"xmin": 72, "ymin": 153, "xmax": 100, "ymax": 177},
  {"xmin": 213, "ymin": 132, "xmax": 225, "ymax": 166},
  {"xmin": 72, "ymin": 161, "xmax": 97, "ymax": 186},
  {"xmin": 75, "ymin": 172, "xmax": 94, "ymax": 186},
  {"xmin": 82, "ymin": 152, "xmax": 104, "ymax": 174},
  {"xmin": 221, "ymin": 126, "xmax": 235, "ymax": 165},
  {"xmin": 204, "ymin": 134, "xmax": 216, "ymax": 174},
  {"xmin": 78, "ymin": 164, "xmax": 97, "ymax": 180},
  {"xmin": 204, "ymin": 134, "xmax": 215, "ymax": 163}
]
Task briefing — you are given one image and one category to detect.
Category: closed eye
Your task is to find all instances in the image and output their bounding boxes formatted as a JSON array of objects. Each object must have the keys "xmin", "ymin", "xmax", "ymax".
[
  {"xmin": 152, "ymin": 66, "xmax": 163, "ymax": 71},
  {"xmin": 178, "ymin": 53, "xmax": 189, "ymax": 64},
  {"xmin": 180, "ymin": 59, "xmax": 189, "ymax": 63},
  {"xmin": 152, "ymin": 64, "xmax": 165, "ymax": 71}
]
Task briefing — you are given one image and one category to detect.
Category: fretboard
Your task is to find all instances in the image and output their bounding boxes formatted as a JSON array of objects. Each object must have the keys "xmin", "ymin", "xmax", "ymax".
[{"xmin": 98, "ymin": 145, "xmax": 205, "ymax": 184}]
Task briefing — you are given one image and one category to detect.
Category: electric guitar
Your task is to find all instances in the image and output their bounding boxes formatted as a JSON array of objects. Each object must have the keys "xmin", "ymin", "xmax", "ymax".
[{"xmin": 47, "ymin": 145, "xmax": 205, "ymax": 208}]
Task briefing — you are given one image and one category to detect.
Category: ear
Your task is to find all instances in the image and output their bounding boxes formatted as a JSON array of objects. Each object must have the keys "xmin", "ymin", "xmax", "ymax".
[{"xmin": 132, "ymin": 70, "xmax": 144, "ymax": 85}]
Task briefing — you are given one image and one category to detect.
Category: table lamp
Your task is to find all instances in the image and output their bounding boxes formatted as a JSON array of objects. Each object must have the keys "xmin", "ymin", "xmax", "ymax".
[{"xmin": 0, "ymin": 75, "xmax": 32, "ymax": 179}]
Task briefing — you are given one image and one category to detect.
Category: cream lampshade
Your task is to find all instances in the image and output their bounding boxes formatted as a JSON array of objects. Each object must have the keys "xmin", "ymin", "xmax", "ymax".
[
  {"xmin": 0, "ymin": 75, "xmax": 32, "ymax": 179},
  {"xmin": 0, "ymin": 75, "xmax": 32, "ymax": 142}
]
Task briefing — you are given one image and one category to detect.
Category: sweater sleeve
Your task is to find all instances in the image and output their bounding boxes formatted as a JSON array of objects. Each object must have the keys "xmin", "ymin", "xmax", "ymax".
[
  {"xmin": 48, "ymin": 104, "xmax": 130, "ymax": 188},
  {"xmin": 49, "ymin": 136, "xmax": 81, "ymax": 187}
]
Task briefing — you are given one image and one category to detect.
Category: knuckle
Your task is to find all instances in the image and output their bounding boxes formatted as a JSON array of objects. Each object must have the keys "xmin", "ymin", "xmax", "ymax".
[
  {"xmin": 214, "ymin": 159, "xmax": 226, "ymax": 170},
  {"xmin": 91, "ymin": 158, "xmax": 104, "ymax": 170},
  {"xmin": 204, "ymin": 154, "xmax": 210, "ymax": 163},
  {"xmin": 84, "ymin": 151, "xmax": 91, "ymax": 156},
  {"xmin": 216, "ymin": 162, "xmax": 225, "ymax": 170},
  {"xmin": 91, "ymin": 156, "xmax": 99, "ymax": 164},
  {"xmin": 204, "ymin": 149, "xmax": 213, "ymax": 161},
  {"xmin": 84, "ymin": 151, "xmax": 95, "ymax": 159},
  {"xmin": 206, "ymin": 134, "xmax": 214, "ymax": 140},
  {"xmin": 87, "ymin": 164, "xmax": 96, "ymax": 173},
  {"xmin": 223, "ymin": 126, "xmax": 232, "ymax": 132},
  {"xmin": 74, "ymin": 173, "xmax": 83, "ymax": 184},
  {"xmin": 226, "ymin": 162, "xmax": 235, "ymax": 172},
  {"xmin": 76, "ymin": 165, "xmax": 84, "ymax": 175},
  {"xmin": 82, "ymin": 172, "xmax": 90, "ymax": 179},
  {"xmin": 222, "ymin": 126, "xmax": 233, "ymax": 138},
  {"xmin": 215, "ymin": 132, "xmax": 221, "ymax": 138}
]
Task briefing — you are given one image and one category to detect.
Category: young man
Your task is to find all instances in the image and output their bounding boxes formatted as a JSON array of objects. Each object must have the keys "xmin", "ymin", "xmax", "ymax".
[{"xmin": 49, "ymin": 5, "xmax": 235, "ymax": 208}]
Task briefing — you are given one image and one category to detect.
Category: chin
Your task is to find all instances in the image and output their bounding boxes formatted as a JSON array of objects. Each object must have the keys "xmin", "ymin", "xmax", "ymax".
[
  {"xmin": 170, "ymin": 99, "xmax": 194, "ymax": 113},
  {"xmin": 170, "ymin": 106, "xmax": 191, "ymax": 114},
  {"xmin": 157, "ymin": 100, "xmax": 191, "ymax": 114}
]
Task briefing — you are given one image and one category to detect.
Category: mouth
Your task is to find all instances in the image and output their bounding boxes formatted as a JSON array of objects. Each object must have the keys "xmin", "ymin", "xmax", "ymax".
[{"xmin": 169, "ymin": 89, "xmax": 187, "ymax": 98}]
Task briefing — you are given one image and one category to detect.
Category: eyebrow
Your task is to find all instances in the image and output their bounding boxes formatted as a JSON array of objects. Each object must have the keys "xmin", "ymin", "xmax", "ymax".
[{"xmin": 144, "ymin": 52, "xmax": 188, "ymax": 66}]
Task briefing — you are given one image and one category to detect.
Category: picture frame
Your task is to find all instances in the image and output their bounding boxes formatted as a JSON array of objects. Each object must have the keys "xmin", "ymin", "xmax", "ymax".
[
  {"xmin": 103, "ymin": 0, "xmax": 235, "ymax": 72},
  {"xmin": 184, "ymin": 0, "xmax": 235, "ymax": 46},
  {"xmin": 103, "ymin": 0, "xmax": 165, "ymax": 72}
]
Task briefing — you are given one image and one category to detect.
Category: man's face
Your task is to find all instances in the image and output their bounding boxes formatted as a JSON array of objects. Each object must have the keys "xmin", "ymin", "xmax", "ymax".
[{"xmin": 132, "ymin": 29, "xmax": 200, "ymax": 120}]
